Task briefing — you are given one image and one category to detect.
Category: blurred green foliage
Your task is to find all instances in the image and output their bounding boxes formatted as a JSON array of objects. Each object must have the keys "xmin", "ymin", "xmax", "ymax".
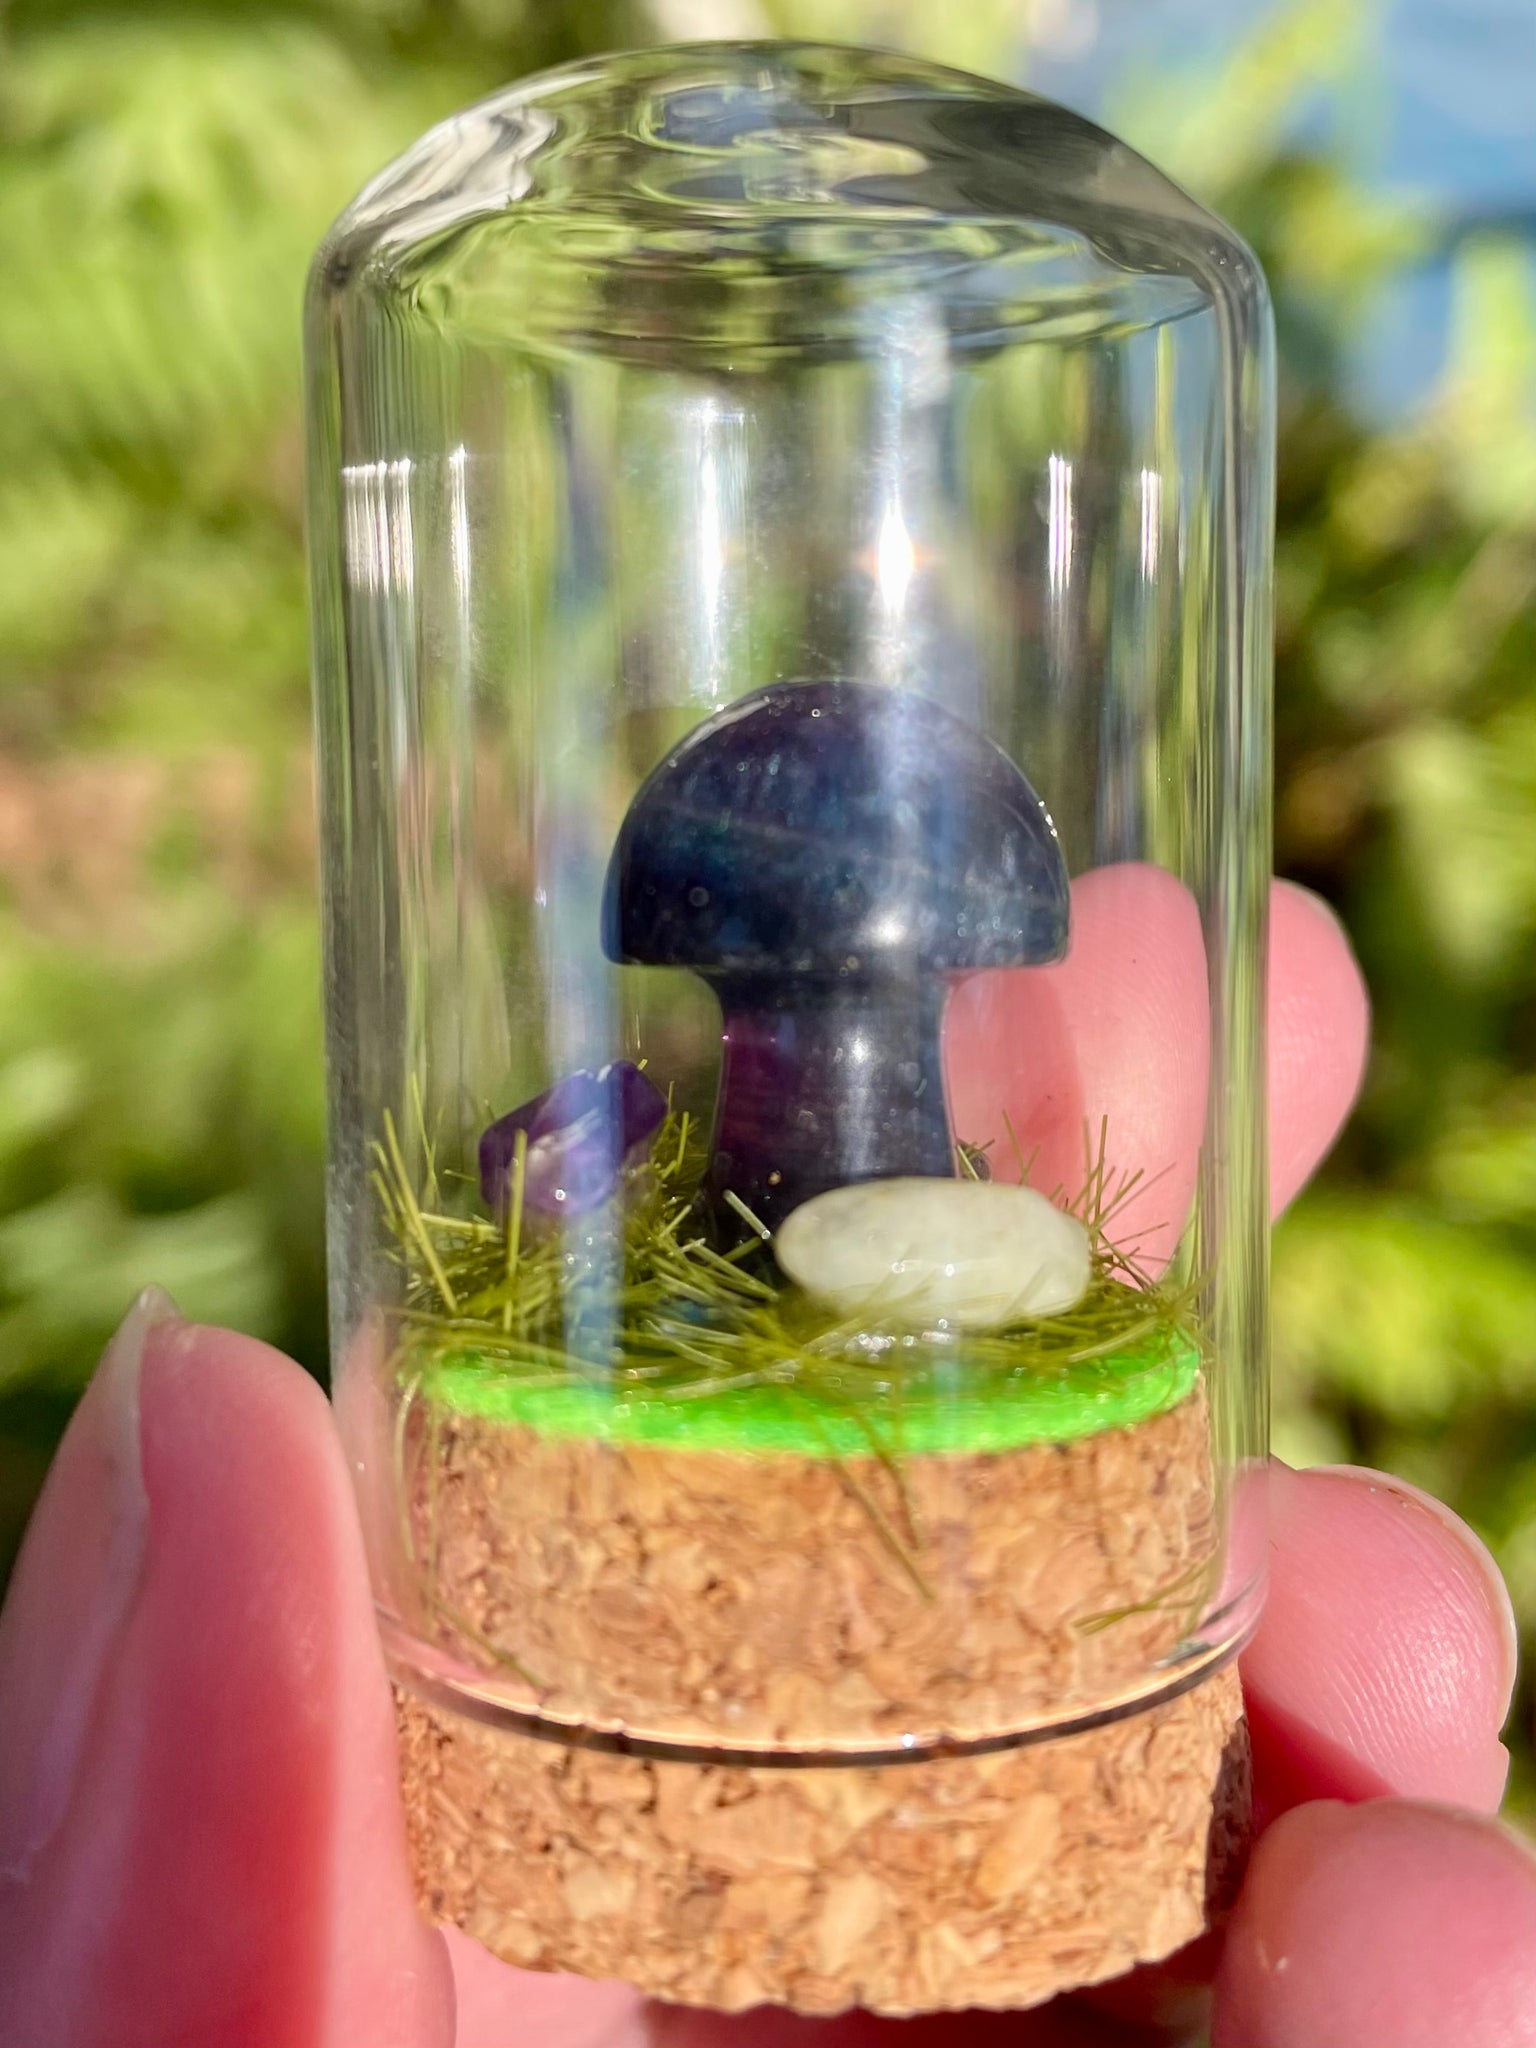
[{"xmin": 1, "ymin": 2, "xmax": 1533, "ymax": 1788}]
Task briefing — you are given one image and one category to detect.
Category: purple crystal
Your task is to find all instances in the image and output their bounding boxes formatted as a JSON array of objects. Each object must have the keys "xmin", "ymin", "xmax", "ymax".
[{"xmin": 478, "ymin": 1061, "xmax": 667, "ymax": 1220}]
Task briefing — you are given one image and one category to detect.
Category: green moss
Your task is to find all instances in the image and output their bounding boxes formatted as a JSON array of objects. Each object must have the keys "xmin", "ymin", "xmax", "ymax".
[
  {"xmin": 383, "ymin": 1101, "xmax": 1208, "ymax": 1463},
  {"xmin": 422, "ymin": 1325, "xmax": 1201, "ymax": 1459}
]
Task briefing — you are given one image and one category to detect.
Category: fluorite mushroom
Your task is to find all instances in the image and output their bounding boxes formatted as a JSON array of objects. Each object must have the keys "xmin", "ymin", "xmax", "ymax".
[{"xmin": 602, "ymin": 681, "xmax": 1069, "ymax": 1238}]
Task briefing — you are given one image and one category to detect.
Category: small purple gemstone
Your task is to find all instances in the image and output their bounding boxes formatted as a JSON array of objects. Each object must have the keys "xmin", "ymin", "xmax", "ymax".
[{"xmin": 479, "ymin": 1061, "xmax": 667, "ymax": 1219}]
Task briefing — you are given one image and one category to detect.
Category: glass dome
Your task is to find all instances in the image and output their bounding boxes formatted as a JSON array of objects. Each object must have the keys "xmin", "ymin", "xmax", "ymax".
[{"xmin": 307, "ymin": 41, "xmax": 1274, "ymax": 2017}]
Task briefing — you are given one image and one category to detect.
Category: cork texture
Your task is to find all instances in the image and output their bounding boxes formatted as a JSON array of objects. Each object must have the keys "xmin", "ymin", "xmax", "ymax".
[
  {"xmin": 395, "ymin": 1661, "xmax": 1250, "ymax": 2016},
  {"xmin": 404, "ymin": 1390, "xmax": 1219, "ymax": 1748}
]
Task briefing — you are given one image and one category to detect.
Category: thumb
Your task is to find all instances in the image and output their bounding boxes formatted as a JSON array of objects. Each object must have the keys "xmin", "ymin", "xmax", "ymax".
[{"xmin": 0, "ymin": 1295, "xmax": 454, "ymax": 2048}]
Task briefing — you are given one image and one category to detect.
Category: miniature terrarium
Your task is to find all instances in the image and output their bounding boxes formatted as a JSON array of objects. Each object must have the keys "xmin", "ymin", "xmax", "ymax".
[{"xmin": 306, "ymin": 43, "xmax": 1274, "ymax": 2018}]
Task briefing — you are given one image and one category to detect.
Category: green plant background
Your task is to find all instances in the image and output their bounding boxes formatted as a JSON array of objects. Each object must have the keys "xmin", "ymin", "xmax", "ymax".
[{"xmin": 2, "ymin": 1, "xmax": 1533, "ymax": 1805}]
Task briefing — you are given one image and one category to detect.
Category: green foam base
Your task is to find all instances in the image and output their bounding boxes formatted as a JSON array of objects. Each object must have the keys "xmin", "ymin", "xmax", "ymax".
[{"xmin": 423, "ymin": 1329, "xmax": 1201, "ymax": 1460}]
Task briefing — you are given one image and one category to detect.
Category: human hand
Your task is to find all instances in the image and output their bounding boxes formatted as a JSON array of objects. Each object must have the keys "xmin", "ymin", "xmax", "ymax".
[{"xmin": 2, "ymin": 883, "xmax": 1531, "ymax": 2047}]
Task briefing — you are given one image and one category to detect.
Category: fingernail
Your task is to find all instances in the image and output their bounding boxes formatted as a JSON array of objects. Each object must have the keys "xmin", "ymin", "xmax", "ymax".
[
  {"xmin": 1311, "ymin": 1463, "xmax": 1520, "ymax": 1716},
  {"xmin": 0, "ymin": 1287, "xmax": 179, "ymax": 1882}
]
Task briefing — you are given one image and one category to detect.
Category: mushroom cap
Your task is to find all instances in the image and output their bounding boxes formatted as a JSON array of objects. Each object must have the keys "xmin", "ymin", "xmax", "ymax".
[{"xmin": 603, "ymin": 681, "xmax": 1069, "ymax": 979}]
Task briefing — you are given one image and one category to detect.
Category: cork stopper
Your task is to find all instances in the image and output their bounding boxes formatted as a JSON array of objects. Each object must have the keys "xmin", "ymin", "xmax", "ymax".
[
  {"xmin": 389, "ymin": 1391, "xmax": 1251, "ymax": 2015},
  {"xmin": 395, "ymin": 1663, "xmax": 1248, "ymax": 2016}
]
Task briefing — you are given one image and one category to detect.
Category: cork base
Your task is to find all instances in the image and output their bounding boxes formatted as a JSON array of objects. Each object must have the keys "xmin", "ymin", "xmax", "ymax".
[
  {"xmin": 402, "ymin": 1389, "xmax": 1221, "ymax": 1749},
  {"xmin": 395, "ymin": 1663, "xmax": 1249, "ymax": 2017}
]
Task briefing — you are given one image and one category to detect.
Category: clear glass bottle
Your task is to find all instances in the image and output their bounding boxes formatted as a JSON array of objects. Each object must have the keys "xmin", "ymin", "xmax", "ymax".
[{"xmin": 307, "ymin": 41, "xmax": 1273, "ymax": 2013}]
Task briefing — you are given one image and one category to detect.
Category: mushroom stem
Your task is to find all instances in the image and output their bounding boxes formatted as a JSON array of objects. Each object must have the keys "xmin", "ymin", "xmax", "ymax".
[{"xmin": 706, "ymin": 978, "xmax": 952, "ymax": 1239}]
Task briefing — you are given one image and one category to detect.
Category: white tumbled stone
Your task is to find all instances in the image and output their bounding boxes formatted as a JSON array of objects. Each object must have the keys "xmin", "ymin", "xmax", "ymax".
[{"xmin": 774, "ymin": 1177, "xmax": 1092, "ymax": 1331}]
